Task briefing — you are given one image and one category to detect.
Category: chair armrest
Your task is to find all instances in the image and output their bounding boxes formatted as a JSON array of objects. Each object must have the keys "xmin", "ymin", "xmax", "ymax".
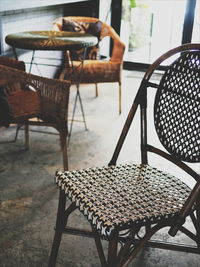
[
  {"xmin": 101, "ymin": 23, "xmax": 125, "ymax": 63},
  {"xmin": 0, "ymin": 57, "xmax": 25, "ymax": 71},
  {"xmin": 0, "ymin": 64, "xmax": 71, "ymax": 123}
]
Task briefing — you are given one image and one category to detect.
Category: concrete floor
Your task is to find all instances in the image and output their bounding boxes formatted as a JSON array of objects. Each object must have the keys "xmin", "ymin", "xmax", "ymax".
[{"xmin": 0, "ymin": 71, "xmax": 200, "ymax": 267}]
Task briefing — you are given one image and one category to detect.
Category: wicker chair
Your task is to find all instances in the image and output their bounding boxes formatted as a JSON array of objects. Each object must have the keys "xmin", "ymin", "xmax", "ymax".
[
  {"xmin": 48, "ymin": 43, "xmax": 200, "ymax": 266},
  {"xmin": 0, "ymin": 57, "xmax": 71, "ymax": 170},
  {"xmin": 52, "ymin": 16, "xmax": 126, "ymax": 114}
]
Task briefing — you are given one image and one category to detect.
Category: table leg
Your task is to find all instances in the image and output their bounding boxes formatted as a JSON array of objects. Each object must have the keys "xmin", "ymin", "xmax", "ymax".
[
  {"xmin": 28, "ymin": 50, "xmax": 35, "ymax": 72},
  {"xmin": 12, "ymin": 47, "xmax": 18, "ymax": 60},
  {"xmin": 10, "ymin": 48, "xmax": 22, "ymax": 143},
  {"xmin": 68, "ymin": 48, "xmax": 88, "ymax": 140},
  {"xmin": 29, "ymin": 51, "xmax": 43, "ymax": 76}
]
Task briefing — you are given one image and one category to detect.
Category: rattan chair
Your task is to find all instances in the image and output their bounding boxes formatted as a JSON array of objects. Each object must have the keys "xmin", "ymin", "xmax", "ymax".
[
  {"xmin": 53, "ymin": 16, "xmax": 125, "ymax": 114},
  {"xmin": 0, "ymin": 57, "xmax": 71, "ymax": 170},
  {"xmin": 48, "ymin": 43, "xmax": 200, "ymax": 266}
]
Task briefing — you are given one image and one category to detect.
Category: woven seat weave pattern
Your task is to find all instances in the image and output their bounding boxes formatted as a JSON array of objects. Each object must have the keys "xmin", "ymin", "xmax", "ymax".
[
  {"xmin": 56, "ymin": 164, "xmax": 191, "ymax": 236},
  {"xmin": 154, "ymin": 51, "xmax": 200, "ymax": 163}
]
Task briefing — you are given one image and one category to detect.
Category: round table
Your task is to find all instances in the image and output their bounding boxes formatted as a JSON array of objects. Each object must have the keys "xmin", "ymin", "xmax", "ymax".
[
  {"xmin": 5, "ymin": 30, "xmax": 98, "ymax": 51},
  {"xmin": 5, "ymin": 31, "xmax": 98, "ymax": 135}
]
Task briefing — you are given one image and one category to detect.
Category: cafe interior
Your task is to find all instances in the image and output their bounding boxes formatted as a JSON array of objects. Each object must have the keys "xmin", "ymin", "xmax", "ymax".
[{"xmin": 0, "ymin": 0, "xmax": 200, "ymax": 266}]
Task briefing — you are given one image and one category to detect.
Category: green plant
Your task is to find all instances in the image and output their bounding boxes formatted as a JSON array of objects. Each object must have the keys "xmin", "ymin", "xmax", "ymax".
[{"xmin": 129, "ymin": 0, "xmax": 137, "ymax": 8}]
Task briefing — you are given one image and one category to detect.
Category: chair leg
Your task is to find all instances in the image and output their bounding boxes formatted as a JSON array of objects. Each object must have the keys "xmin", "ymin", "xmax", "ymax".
[
  {"xmin": 14, "ymin": 124, "xmax": 21, "ymax": 142},
  {"xmin": 48, "ymin": 230, "xmax": 63, "ymax": 267},
  {"xmin": 48, "ymin": 190, "xmax": 66, "ymax": 267},
  {"xmin": 92, "ymin": 226, "xmax": 107, "ymax": 267},
  {"xmin": 0, "ymin": 124, "xmax": 21, "ymax": 144},
  {"xmin": 95, "ymin": 83, "xmax": 98, "ymax": 97},
  {"xmin": 59, "ymin": 127, "xmax": 68, "ymax": 171},
  {"xmin": 24, "ymin": 123, "xmax": 29, "ymax": 150},
  {"xmin": 48, "ymin": 192, "xmax": 77, "ymax": 267},
  {"xmin": 119, "ymin": 82, "xmax": 122, "ymax": 114},
  {"xmin": 58, "ymin": 68, "xmax": 66, "ymax": 81},
  {"xmin": 107, "ymin": 232, "xmax": 118, "ymax": 267},
  {"xmin": 196, "ymin": 198, "xmax": 200, "ymax": 250}
]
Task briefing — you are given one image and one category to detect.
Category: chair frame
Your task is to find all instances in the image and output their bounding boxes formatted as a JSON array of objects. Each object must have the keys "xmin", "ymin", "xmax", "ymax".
[
  {"xmin": 48, "ymin": 43, "xmax": 200, "ymax": 266},
  {"xmin": 0, "ymin": 57, "xmax": 71, "ymax": 170}
]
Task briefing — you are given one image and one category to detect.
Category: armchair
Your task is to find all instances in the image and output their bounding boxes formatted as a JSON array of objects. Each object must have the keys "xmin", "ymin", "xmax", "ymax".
[
  {"xmin": 0, "ymin": 57, "xmax": 71, "ymax": 170},
  {"xmin": 53, "ymin": 16, "xmax": 125, "ymax": 114}
]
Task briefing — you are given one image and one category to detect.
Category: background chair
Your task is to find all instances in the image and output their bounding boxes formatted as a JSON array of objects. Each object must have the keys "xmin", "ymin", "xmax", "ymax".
[
  {"xmin": 53, "ymin": 16, "xmax": 126, "ymax": 114},
  {"xmin": 48, "ymin": 43, "xmax": 200, "ymax": 267},
  {"xmin": 0, "ymin": 57, "xmax": 71, "ymax": 170}
]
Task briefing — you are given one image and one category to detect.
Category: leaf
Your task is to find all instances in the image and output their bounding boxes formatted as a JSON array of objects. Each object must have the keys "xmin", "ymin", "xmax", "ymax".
[{"xmin": 130, "ymin": 0, "xmax": 137, "ymax": 8}]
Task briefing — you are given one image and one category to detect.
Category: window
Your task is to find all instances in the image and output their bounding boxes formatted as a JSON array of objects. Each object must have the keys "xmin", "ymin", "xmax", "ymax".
[{"xmin": 118, "ymin": 0, "xmax": 198, "ymax": 69}]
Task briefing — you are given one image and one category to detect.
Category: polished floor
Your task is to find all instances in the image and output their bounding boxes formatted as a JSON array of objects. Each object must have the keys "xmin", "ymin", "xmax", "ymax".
[{"xmin": 0, "ymin": 71, "xmax": 199, "ymax": 267}]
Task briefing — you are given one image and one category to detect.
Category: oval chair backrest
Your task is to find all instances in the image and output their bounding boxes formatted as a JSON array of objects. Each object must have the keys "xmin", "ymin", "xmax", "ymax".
[{"xmin": 154, "ymin": 50, "xmax": 200, "ymax": 163}]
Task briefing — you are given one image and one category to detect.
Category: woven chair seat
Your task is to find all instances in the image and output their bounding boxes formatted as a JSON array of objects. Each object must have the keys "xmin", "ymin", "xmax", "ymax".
[
  {"xmin": 63, "ymin": 60, "xmax": 121, "ymax": 84},
  {"xmin": 56, "ymin": 163, "xmax": 191, "ymax": 237}
]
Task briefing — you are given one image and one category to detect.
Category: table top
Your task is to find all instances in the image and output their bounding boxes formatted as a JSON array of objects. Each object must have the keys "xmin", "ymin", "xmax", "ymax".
[{"xmin": 5, "ymin": 31, "xmax": 98, "ymax": 51}]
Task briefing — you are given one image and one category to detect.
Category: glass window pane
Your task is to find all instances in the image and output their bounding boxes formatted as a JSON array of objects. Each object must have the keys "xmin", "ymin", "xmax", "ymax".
[{"xmin": 121, "ymin": 0, "xmax": 187, "ymax": 64}]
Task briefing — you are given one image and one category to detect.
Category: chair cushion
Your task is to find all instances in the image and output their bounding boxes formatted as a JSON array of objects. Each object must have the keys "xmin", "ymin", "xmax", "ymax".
[
  {"xmin": 8, "ymin": 90, "xmax": 40, "ymax": 120},
  {"xmin": 62, "ymin": 19, "xmax": 102, "ymax": 60},
  {"xmin": 55, "ymin": 164, "xmax": 191, "ymax": 237},
  {"xmin": 62, "ymin": 19, "xmax": 102, "ymax": 38}
]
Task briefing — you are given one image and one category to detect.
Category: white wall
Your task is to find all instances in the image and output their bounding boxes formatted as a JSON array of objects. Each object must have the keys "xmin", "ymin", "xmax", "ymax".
[
  {"xmin": 0, "ymin": 0, "xmax": 87, "ymax": 12},
  {"xmin": 99, "ymin": 0, "xmax": 112, "ymax": 58}
]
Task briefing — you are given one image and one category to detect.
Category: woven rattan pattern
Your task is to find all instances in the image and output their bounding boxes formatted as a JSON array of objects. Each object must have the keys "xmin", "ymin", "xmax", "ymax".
[
  {"xmin": 0, "ymin": 63, "xmax": 70, "ymax": 124},
  {"xmin": 154, "ymin": 51, "xmax": 200, "ymax": 163},
  {"xmin": 56, "ymin": 164, "xmax": 191, "ymax": 237}
]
